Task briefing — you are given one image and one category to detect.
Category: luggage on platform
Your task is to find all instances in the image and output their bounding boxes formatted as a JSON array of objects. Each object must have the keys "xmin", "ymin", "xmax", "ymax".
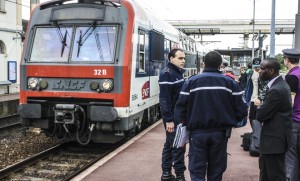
[
  {"xmin": 241, "ymin": 132, "xmax": 251, "ymax": 151},
  {"xmin": 241, "ymin": 119, "xmax": 262, "ymax": 157}
]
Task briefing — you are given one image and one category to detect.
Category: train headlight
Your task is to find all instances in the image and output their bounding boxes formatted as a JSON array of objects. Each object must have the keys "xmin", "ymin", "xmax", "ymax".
[
  {"xmin": 40, "ymin": 80, "xmax": 48, "ymax": 89},
  {"xmin": 99, "ymin": 79, "xmax": 113, "ymax": 92},
  {"xmin": 28, "ymin": 78, "xmax": 39, "ymax": 90},
  {"xmin": 90, "ymin": 81, "xmax": 99, "ymax": 90}
]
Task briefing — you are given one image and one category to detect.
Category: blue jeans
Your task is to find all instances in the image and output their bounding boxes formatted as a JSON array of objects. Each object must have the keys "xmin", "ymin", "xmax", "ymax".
[
  {"xmin": 189, "ymin": 130, "xmax": 228, "ymax": 181},
  {"xmin": 161, "ymin": 124, "xmax": 186, "ymax": 175}
]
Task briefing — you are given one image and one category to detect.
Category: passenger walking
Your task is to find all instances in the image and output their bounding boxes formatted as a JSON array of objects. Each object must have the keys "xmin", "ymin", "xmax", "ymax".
[
  {"xmin": 256, "ymin": 58, "xmax": 293, "ymax": 181},
  {"xmin": 159, "ymin": 48, "xmax": 186, "ymax": 181},
  {"xmin": 283, "ymin": 48, "xmax": 300, "ymax": 181},
  {"xmin": 174, "ymin": 51, "xmax": 248, "ymax": 181}
]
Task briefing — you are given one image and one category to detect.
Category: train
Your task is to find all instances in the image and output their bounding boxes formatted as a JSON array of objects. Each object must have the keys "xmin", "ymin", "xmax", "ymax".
[{"xmin": 18, "ymin": 0, "xmax": 205, "ymax": 145}]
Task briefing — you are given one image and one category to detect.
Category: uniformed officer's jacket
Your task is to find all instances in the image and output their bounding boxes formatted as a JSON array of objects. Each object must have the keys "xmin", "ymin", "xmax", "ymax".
[
  {"xmin": 174, "ymin": 68, "xmax": 248, "ymax": 132},
  {"xmin": 159, "ymin": 62, "xmax": 185, "ymax": 123}
]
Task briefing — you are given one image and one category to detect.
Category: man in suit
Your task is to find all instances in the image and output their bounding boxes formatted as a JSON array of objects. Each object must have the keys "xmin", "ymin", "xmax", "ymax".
[{"xmin": 256, "ymin": 58, "xmax": 293, "ymax": 181}]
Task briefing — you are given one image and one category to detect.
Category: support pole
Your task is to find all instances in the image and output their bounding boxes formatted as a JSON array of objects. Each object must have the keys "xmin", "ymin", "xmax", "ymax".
[
  {"xmin": 252, "ymin": 0, "xmax": 256, "ymax": 60},
  {"xmin": 295, "ymin": 0, "xmax": 300, "ymax": 49},
  {"xmin": 269, "ymin": 0, "xmax": 276, "ymax": 57}
]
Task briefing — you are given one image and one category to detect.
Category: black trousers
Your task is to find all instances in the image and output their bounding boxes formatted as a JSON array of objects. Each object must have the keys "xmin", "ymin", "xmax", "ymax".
[
  {"xmin": 161, "ymin": 123, "xmax": 186, "ymax": 174},
  {"xmin": 249, "ymin": 102, "xmax": 257, "ymax": 128},
  {"xmin": 259, "ymin": 153, "xmax": 286, "ymax": 181}
]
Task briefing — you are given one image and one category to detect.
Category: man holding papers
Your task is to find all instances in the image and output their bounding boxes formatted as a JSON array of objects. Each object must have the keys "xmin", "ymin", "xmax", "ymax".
[
  {"xmin": 159, "ymin": 48, "xmax": 187, "ymax": 181},
  {"xmin": 174, "ymin": 51, "xmax": 248, "ymax": 181}
]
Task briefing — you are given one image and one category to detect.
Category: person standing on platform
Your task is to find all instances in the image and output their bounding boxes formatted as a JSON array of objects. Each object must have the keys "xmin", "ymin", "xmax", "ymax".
[
  {"xmin": 256, "ymin": 58, "xmax": 292, "ymax": 181},
  {"xmin": 283, "ymin": 48, "xmax": 300, "ymax": 181},
  {"xmin": 246, "ymin": 62, "xmax": 253, "ymax": 78},
  {"xmin": 174, "ymin": 51, "xmax": 248, "ymax": 181},
  {"xmin": 159, "ymin": 48, "xmax": 186, "ymax": 181},
  {"xmin": 238, "ymin": 66, "xmax": 247, "ymax": 90},
  {"xmin": 224, "ymin": 66, "xmax": 236, "ymax": 80},
  {"xmin": 244, "ymin": 58, "xmax": 268, "ymax": 128}
]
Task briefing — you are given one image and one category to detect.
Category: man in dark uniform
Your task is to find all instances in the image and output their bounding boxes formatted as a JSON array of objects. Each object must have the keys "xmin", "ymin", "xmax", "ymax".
[
  {"xmin": 159, "ymin": 48, "xmax": 186, "ymax": 181},
  {"xmin": 257, "ymin": 58, "xmax": 292, "ymax": 181},
  {"xmin": 174, "ymin": 51, "xmax": 248, "ymax": 181},
  {"xmin": 283, "ymin": 48, "xmax": 300, "ymax": 181}
]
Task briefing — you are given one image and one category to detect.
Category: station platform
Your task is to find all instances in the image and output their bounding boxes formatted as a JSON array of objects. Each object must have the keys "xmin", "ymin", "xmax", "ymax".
[
  {"xmin": 73, "ymin": 120, "xmax": 259, "ymax": 181},
  {"xmin": 0, "ymin": 93, "xmax": 19, "ymax": 102}
]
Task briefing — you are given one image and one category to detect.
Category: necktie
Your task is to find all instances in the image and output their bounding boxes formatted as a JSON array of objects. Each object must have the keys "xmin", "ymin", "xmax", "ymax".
[{"xmin": 265, "ymin": 86, "xmax": 269, "ymax": 93}]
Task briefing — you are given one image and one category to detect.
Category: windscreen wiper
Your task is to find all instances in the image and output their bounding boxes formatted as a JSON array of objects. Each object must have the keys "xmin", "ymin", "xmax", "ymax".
[
  {"xmin": 77, "ymin": 22, "xmax": 97, "ymax": 57},
  {"xmin": 61, "ymin": 31, "xmax": 67, "ymax": 57},
  {"xmin": 55, "ymin": 24, "xmax": 68, "ymax": 57}
]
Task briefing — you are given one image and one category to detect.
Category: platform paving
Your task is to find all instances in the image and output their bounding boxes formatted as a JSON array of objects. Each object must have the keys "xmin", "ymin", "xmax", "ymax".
[{"xmin": 73, "ymin": 120, "xmax": 259, "ymax": 181}]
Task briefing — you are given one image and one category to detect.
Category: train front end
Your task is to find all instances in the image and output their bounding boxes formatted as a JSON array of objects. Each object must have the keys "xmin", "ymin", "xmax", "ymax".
[{"xmin": 18, "ymin": 0, "xmax": 135, "ymax": 144}]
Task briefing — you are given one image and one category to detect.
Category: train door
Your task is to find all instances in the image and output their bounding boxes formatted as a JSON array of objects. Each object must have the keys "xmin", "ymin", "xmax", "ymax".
[{"xmin": 132, "ymin": 29, "xmax": 150, "ymax": 108}]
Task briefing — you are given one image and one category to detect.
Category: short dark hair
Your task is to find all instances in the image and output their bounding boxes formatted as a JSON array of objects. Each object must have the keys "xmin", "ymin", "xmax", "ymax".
[
  {"xmin": 247, "ymin": 63, "xmax": 252, "ymax": 69},
  {"xmin": 264, "ymin": 58, "xmax": 280, "ymax": 73},
  {"xmin": 288, "ymin": 57, "xmax": 299, "ymax": 64},
  {"xmin": 168, "ymin": 48, "xmax": 184, "ymax": 61},
  {"xmin": 204, "ymin": 51, "xmax": 222, "ymax": 68},
  {"xmin": 223, "ymin": 62, "xmax": 228, "ymax": 67}
]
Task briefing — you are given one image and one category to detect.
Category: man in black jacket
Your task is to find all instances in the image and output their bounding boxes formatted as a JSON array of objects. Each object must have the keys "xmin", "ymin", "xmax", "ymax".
[
  {"xmin": 174, "ymin": 51, "xmax": 248, "ymax": 181},
  {"xmin": 159, "ymin": 48, "xmax": 186, "ymax": 181},
  {"xmin": 257, "ymin": 58, "xmax": 293, "ymax": 181}
]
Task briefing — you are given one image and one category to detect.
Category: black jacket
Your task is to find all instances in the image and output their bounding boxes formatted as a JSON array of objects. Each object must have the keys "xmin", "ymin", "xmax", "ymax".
[
  {"xmin": 159, "ymin": 62, "xmax": 185, "ymax": 123},
  {"xmin": 257, "ymin": 76, "xmax": 293, "ymax": 154},
  {"xmin": 174, "ymin": 68, "xmax": 248, "ymax": 132}
]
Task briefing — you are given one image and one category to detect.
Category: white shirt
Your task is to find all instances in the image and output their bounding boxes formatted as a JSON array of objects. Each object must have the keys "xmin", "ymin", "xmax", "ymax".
[
  {"xmin": 251, "ymin": 70, "xmax": 259, "ymax": 102},
  {"xmin": 267, "ymin": 75, "xmax": 281, "ymax": 89}
]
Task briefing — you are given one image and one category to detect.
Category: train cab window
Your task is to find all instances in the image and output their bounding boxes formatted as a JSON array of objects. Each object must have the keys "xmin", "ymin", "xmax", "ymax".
[
  {"xmin": 72, "ymin": 26, "xmax": 118, "ymax": 63},
  {"xmin": 30, "ymin": 27, "xmax": 72, "ymax": 62},
  {"xmin": 138, "ymin": 30, "xmax": 146, "ymax": 72}
]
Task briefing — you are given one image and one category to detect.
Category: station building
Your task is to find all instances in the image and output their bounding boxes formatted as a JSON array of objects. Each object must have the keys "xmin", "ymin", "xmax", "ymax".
[{"xmin": 0, "ymin": 0, "xmax": 23, "ymax": 95}]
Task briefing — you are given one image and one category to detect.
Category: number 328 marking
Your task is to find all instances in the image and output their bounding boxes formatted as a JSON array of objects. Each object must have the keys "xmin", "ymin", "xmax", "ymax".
[{"xmin": 94, "ymin": 69, "xmax": 107, "ymax": 75}]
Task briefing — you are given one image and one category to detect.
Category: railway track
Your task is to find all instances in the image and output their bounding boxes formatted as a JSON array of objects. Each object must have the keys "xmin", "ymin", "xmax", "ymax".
[
  {"xmin": 0, "ymin": 142, "xmax": 122, "ymax": 180},
  {"xmin": 0, "ymin": 115, "xmax": 20, "ymax": 131}
]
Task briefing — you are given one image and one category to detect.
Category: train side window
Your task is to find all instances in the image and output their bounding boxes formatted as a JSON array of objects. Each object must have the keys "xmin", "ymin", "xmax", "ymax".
[
  {"xmin": 138, "ymin": 30, "xmax": 146, "ymax": 72},
  {"xmin": 150, "ymin": 30, "xmax": 164, "ymax": 61},
  {"xmin": 0, "ymin": 0, "xmax": 5, "ymax": 12},
  {"xmin": 164, "ymin": 40, "xmax": 170, "ymax": 62},
  {"xmin": 0, "ymin": 40, "xmax": 6, "ymax": 54}
]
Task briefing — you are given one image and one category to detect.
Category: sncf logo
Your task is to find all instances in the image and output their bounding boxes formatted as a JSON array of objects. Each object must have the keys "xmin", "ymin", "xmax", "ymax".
[{"xmin": 142, "ymin": 81, "xmax": 150, "ymax": 100}]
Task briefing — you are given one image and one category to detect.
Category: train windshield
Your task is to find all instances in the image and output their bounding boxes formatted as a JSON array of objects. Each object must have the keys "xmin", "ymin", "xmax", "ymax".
[
  {"xmin": 29, "ymin": 26, "xmax": 118, "ymax": 63},
  {"xmin": 72, "ymin": 26, "xmax": 118, "ymax": 62},
  {"xmin": 31, "ymin": 27, "xmax": 72, "ymax": 62}
]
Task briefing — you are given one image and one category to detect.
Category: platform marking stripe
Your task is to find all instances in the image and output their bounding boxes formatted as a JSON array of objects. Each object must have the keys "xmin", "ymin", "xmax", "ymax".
[{"xmin": 71, "ymin": 120, "xmax": 162, "ymax": 181}]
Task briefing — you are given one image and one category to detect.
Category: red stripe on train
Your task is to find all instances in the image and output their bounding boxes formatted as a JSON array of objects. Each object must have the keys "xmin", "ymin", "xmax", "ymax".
[{"xmin": 27, "ymin": 65, "xmax": 114, "ymax": 78}]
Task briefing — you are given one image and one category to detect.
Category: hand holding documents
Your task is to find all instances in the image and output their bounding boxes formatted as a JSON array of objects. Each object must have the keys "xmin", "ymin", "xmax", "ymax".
[{"xmin": 173, "ymin": 123, "xmax": 190, "ymax": 148}]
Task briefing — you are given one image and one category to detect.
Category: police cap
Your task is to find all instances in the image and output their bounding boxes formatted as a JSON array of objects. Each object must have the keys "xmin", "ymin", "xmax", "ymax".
[
  {"xmin": 282, "ymin": 49, "xmax": 300, "ymax": 59},
  {"xmin": 252, "ymin": 57, "xmax": 261, "ymax": 68}
]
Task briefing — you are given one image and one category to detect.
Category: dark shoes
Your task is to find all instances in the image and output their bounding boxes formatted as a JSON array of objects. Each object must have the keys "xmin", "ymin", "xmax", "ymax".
[
  {"xmin": 161, "ymin": 171, "xmax": 186, "ymax": 181},
  {"xmin": 161, "ymin": 171, "xmax": 175, "ymax": 181},
  {"xmin": 175, "ymin": 173, "xmax": 186, "ymax": 181}
]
